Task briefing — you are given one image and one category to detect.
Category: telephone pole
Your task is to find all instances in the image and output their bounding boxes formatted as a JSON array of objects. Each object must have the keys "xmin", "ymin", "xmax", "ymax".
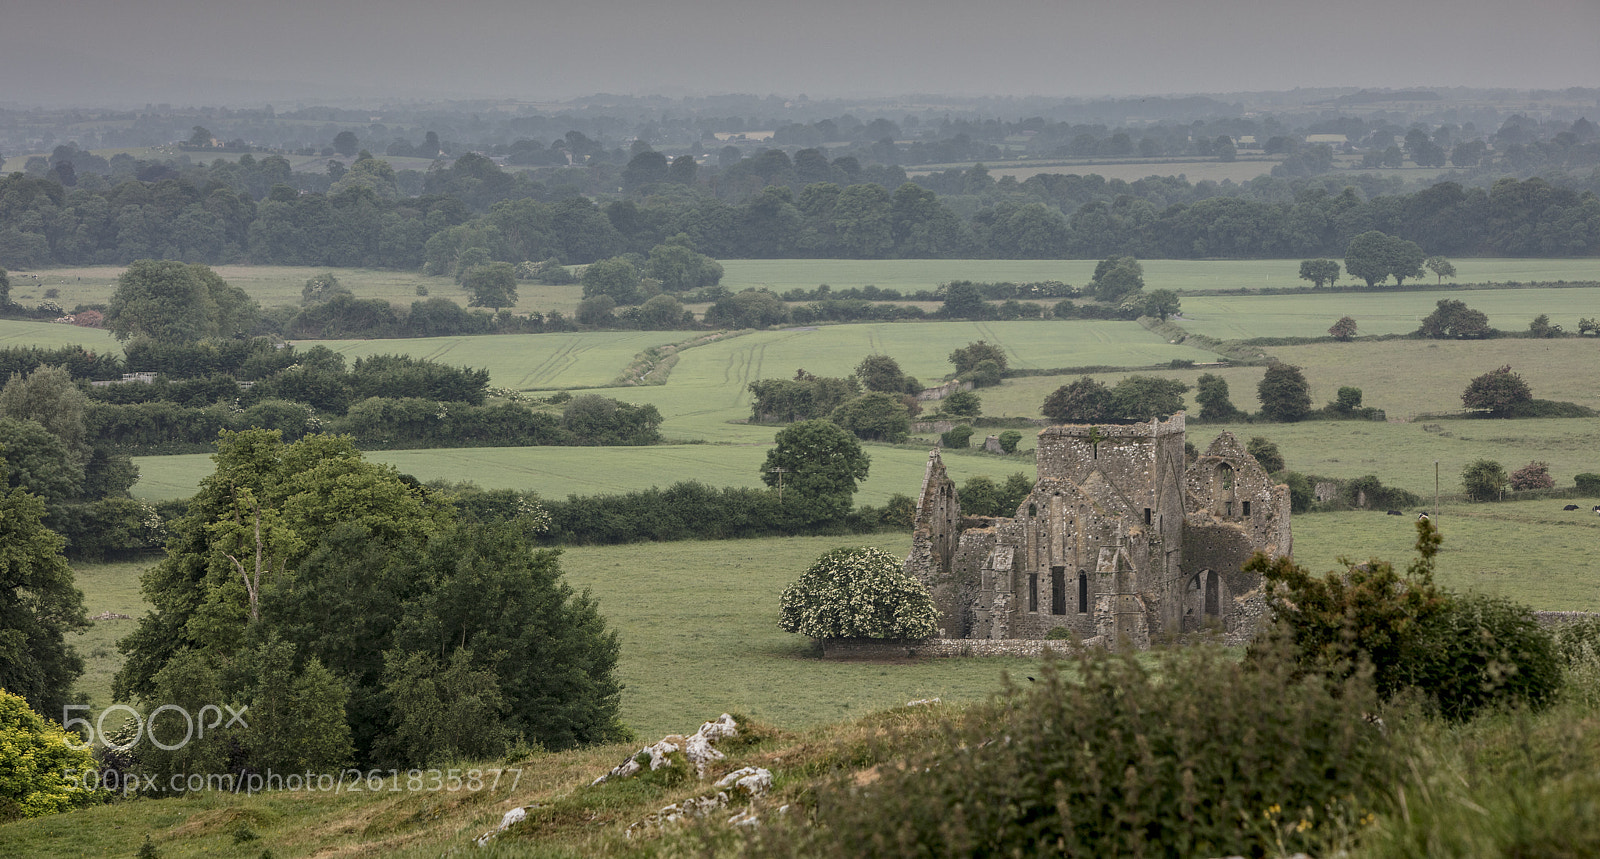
[{"xmin": 769, "ymin": 466, "xmax": 790, "ymax": 502}]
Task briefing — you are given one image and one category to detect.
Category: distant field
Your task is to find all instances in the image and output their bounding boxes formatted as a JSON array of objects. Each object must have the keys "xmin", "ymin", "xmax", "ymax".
[
  {"xmin": 0, "ymin": 319, "xmax": 120, "ymax": 352},
  {"xmin": 1291, "ymin": 503, "xmax": 1600, "ymax": 612},
  {"xmin": 1206, "ymin": 417, "xmax": 1600, "ymax": 500},
  {"xmin": 1177, "ymin": 284, "xmax": 1600, "ymax": 339},
  {"xmin": 719, "ymin": 259, "xmax": 1600, "ymax": 297},
  {"xmin": 311, "ymin": 330, "xmax": 688, "ymax": 389},
  {"xmin": 5, "ymin": 265, "xmax": 587, "ymax": 316},
  {"xmin": 981, "ymin": 337, "xmax": 1600, "ymax": 420},
  {"xmin": 133, "ymin": 442, "xmax": 1039, "ymax": 507}
]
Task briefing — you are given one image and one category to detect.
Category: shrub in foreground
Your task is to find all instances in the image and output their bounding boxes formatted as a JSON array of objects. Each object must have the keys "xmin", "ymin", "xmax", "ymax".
[
  {"xmin": 749, "ymin": 644, "xmax": 1396, "ymax": 858},
  {"xmin": 1250, "ymin": 518, "xmax": 1558, "ymax": 722},
  {"xmin": 0, "ymin": 689, "xmax": 103, "ymax": 820}
]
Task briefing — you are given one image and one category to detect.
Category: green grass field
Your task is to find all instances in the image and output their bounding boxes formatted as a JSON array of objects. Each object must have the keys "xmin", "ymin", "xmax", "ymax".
[
  {"xmin": 314, "ymin": 330, "xmax": 689, "ymax": 389},
  {"xmin": 980, "ymin": 337, "xmax": 1600, "ymax": 421},
  {"xmin": 66, "ymin": 496, "xmax": 1600, "ymax": 742},
  {"xmin": 5, "ymin": 265, "xmax": 588, "ymax": 316},
  {"xmin": 1177, "ymin": 284, "xmax": 1600, "ymax": 339},
  {"xmin": 0, "ymin": 319, "xmax": 120, "ymax": 352},
  {"xmin": 717, "ymin": 259, "xmax": 1600, "ymax": 298},
  {"xmin": 133, "ymin": 442, "xmax": 1039, "ymax": 507}
]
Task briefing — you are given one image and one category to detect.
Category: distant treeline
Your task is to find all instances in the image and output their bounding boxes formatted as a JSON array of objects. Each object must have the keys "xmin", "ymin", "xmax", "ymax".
[
  {"xmin": 4, "ymin": 341, "xmax": 661, "ymax": 455},
  {"xmin": 2, "ymin": 152, "xmax": 1598, "ymax": 271}
]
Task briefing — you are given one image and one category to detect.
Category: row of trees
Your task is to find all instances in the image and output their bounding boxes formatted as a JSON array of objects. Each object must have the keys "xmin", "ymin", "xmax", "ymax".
[{"xmin": 3, "ymin": 159, "xmax": 1597, "ymax": 270}]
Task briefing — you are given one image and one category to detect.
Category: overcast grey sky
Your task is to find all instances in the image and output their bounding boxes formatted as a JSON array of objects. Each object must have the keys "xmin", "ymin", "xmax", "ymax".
[{"xmin": 2, "ymin": 0, "xmax": 1597, "ymax": 105}]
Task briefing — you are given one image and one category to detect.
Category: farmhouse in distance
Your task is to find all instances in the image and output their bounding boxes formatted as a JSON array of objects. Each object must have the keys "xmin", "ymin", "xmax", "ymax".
[{"xmin": 907, "ymin": 414, "xmax": 1291, "ymax": 646}]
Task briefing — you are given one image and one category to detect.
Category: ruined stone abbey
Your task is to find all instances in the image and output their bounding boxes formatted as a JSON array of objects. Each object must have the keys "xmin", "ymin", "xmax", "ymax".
[{"xmin": 904, "ymin": 414, "xmax": 1291, "ymax": 647}]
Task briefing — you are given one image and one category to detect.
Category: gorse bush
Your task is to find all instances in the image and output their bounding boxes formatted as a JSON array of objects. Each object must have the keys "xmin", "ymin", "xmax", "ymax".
[
  {"xmin": 779, "ymin": 547, "xmax": 938, "ymax": 640},
  {"xmin": 749, "ymin": 643, "xmax": 1397, "ymax": 858},
  {"xmin": 0, "ymin": 689, "xmax": 104, "ymax": 820},
  {"xmin": 1250, "ymin": 518, "xmax": 1558, "ymax": 722}
]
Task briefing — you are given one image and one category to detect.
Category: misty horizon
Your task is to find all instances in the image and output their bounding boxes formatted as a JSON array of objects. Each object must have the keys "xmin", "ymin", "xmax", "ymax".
[{"xmin": 2, "ymin": 0, "xmax": 1597, "ymax": 108}]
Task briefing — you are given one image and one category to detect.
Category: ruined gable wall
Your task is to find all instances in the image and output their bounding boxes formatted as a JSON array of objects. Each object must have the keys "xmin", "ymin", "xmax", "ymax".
[{"xmin": 1185, "ymin": 431, "xmax": 1292, "ymax": 560}]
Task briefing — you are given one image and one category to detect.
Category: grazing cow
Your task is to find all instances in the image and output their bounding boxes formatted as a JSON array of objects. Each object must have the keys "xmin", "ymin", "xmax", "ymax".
[
  {"xmin": 1594, "ymin": 505, "xmax": 1600, "ymax": 514},
  {"xmin": 1565, "ymin": 504, "xmax": 1581, "ymax": 511},
  {"xmin": 1386, "ymin": 510, "xmax": 1403, "ymax": 516},
  {"xmin": 1417, "ymin": 513, "xmax": 1430, "ymax": 521}
]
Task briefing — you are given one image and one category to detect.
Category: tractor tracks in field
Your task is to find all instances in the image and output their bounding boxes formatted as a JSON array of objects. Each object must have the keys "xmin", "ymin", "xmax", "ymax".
[{"xmin": 613, "ymin": 330, "xmax": 754, "ymax": 389}]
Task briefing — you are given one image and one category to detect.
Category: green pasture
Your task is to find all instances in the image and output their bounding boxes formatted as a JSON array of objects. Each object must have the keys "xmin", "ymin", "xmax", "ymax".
[
  {"xmin": 1177, "ymin": 284, "xmax": 1600, "ymax": 339},
  {"xmin": 718, "ymin": 258, "xmax": 1600, "ymax": 298},
  {"xmin": 559, "ymin": 534, "xmax": 1045, "ymax": 737},
  {"xmin": 1289, "ymin": 502, "xmax": 1600, "ymax": 612},
  {"xmin": 1208, "ymin": 417, "xmax": 1600, "ymax": 501},
  {"xmin": 594, "ymin": 320, "xmax": 1216, "ymax": 441},
  {"xmin": 5, "ymin": 264, "xmax": 586, "ymax": 316},
  {"xmin": 311, "ymin": 330, "xmax": 688, "ymax": 389},
  {"xmin": 981, "ymin": 337, "xmax": 1600, "ymax": 420},
  {"xmin": 66, "ymin": 561, "xmax": 146, "ymax": 710},
  {"xmin": 67, "ymin": 499, "xmax": 1600, "ymax": 741},
  {"xmin": 132, "ymin": 442, "xmax": 1037, "ymax": 507},
  {"xmin": 0, "ymin": 319, "xmax": 120, "ymax": 352}
]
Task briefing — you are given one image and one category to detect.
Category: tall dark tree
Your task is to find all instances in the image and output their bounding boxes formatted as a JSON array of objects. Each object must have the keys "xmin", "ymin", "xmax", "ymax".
[
  {"xmin": 461, "ymin": 261, "xmax": 518, "ymax": 311},
  {"xmin": 760, "ymin": 419, "xmax": 871, "ymax": 524},
  {"xmin": 0, "ymin": 459, "xmax": 87, "ymax": 719},
  {"xmin": 1194, "ymin": 373, "xmax": 1242, "ymax": 421},
  {"xmin": 855, "ymin": 355, "xmax": 917, "ymax": 395},
  {"xmin": 1090, "ymin": 256, "xmax": 1145, "ymax": 303},
  {"xmin": 333, "ymin": 131, "xmax": 360, "ymax": 157},
  {"xmin": 1042, "ymin": 376, "xmax": 1112, "ymax": 424},
  {"xmin": 1257, "ymin": 364, "xmax": 1312, "ymax": 422},
  {"xmin": 1298, "ymin": 259, "xmax": 1341, "ymax": 288}
]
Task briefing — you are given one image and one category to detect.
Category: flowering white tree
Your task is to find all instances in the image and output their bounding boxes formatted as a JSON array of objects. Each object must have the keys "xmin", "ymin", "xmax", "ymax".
[{"xmin": 779, "ymin": 547, "xmax": 938, "ymax": 640}]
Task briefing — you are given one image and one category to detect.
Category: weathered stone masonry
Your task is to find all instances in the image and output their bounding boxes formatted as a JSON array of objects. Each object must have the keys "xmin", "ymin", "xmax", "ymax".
[{"xmin": 905, "ymin": 414, "xmax": 1291, "ymax": 647}]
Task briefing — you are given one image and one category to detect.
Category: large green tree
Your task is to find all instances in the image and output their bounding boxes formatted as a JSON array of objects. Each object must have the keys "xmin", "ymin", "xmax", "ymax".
[
  {"xmin": 1042, "ymin": 376, "xmax": 1112, "ymax": 424},
  {"xmin": 115, "ymin": 430, "xmax": 625, "ymax": 766},
  {"xmin": 1194, "ymin": 373, "xmax": 1242, "ymax": 421},
  {"xmin": 1107, "ymin": 375, "xmax": 1187, "ymax": 422},
  {"xmin": 855, "ymin": 355, "xmax": 918, "ymax": 395},
  {"xmin": 1461, "ymin": 365, "xmax": 1533, "ymax": 416},
  {"xmin": 1418, "ymin": 299, "xmax": 1492, "ymax": 339},
  {"xmin": 0, "ymin": 460, "xmax": 87, "ymax": 719},
  {"xmin": 580, "ymin": 258, "xmax": 643, "ymax": 305},
  {"xmin": 106, "ymin": 260, "xmax": 259, "ymax": 342},
  {"xmin": 1343, "ymin": 231, "xmax": 1426, "ymax": 288},
  {"xmin": 1257, "ymin": 364, "xmax": 1312, "ymax": 422},
  {"xmin": 642, "ymin": 236, "xmax": 723, "ymax": 293},
  {"xmin": 1090, "ymin": 256, "xmax": 1144, "ymax": 303},
  {"xmin": 760, "ymin": 420, "xmax": 871, "ymax": 525},
  {"xmin": 948, "ymin": 341, "xmax": 1008, "ymax": 376},
  {"xmin": 1298, "ymin": 259, "xmax": 1341, "ymax": 288},
  {"xmin": 461, "ymin": 261, "xmax": 518, "ymax": 310},
  {"xmin": 830, "ymin": 392, "xmax": 911, "ymax": 443}
]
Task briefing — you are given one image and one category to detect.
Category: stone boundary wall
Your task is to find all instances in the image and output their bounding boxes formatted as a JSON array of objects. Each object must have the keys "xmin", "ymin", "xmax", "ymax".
[
  {"xmin": 916, "ymin": 380, "xmax": 974, "ymax": 402},
  {"xmin": 821, "ymin": 637, "xmax": 1088, "ymax": 659}
]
